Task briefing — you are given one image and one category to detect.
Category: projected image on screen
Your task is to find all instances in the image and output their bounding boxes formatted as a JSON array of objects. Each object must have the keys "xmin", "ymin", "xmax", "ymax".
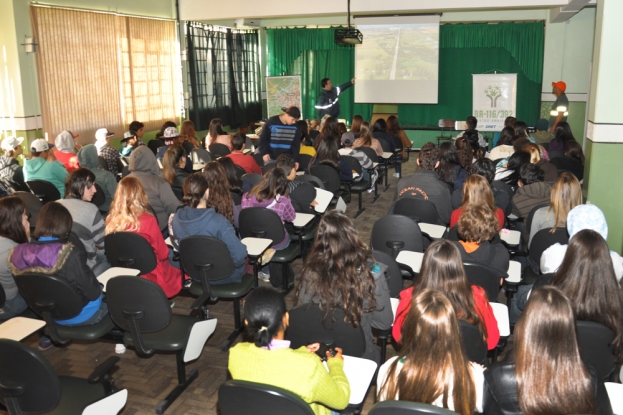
[
  {"xmin": 354, "ymin": 15, "xmax": 440, "ymax": 104},
  {"xmin": 356, "ymin": 24, "xmax": 438, "ymax": 81}
]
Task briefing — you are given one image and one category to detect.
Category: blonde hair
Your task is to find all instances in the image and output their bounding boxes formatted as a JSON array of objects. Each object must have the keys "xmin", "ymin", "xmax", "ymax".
[
  {"xmin": 547, "ymin": 172, "xmax": 582, "ymax": 233},
  {"xmin": 105, "ymin": 177, "xmax": 153, "ymax": 234},
  {"xmin": 461, "ymin": 174, "xmax": 496, "ymax": 212}
]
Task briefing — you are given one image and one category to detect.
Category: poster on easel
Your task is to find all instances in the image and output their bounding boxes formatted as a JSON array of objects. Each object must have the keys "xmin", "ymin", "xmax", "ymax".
[
  {"xmin": 266, "ymin": 75, "xmax": 302, "ymax": 118},
  {"xmin": 472, "ymin": 74, "xmax": 517, "ymax": 131}
]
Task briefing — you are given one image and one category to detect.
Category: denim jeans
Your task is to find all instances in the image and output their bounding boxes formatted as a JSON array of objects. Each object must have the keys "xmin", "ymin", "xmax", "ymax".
[
  {"xmin": 61, "ymin": 301, "xmax": 109, "ymax": 327},
  {"xmin": 0, "ymin": 294, "xmax": 28, "ymax": 321}
]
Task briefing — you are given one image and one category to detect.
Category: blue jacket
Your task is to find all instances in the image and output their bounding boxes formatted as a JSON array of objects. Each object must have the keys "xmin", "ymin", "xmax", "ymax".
[{"xmin": 171, "ymin": 206, "xmax": 247, "ymax": 285}]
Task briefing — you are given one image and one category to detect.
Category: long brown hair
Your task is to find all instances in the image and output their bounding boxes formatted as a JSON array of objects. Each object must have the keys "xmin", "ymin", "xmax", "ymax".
[
  {"xmin": 202, "ymin": 162, "xmax": 234, "ymax": 224},
  {"xmin": 162, "ymin": 145, "xmax": 186, "ymax": 185},
  {"xmin": 310, "ymin": 134, "xmax": 340, "ymax": 171},
  {"xmin": 386, "ymin": 115, "xmax": 402, "ymax": 136},
  {"xmin": 0, "ymin": 197, "xmax": 29, "ymax": 244},
  {"xmin": 182, "ymin": 173, "xmax": 209, "ymax": 208},
  {"xmin": 461, "ymin": 174, "xmax": 496, "ymax": 212},
  {"xmin": 179, "ymin": 120, "xmax": 199, "ymax": 147},
  {"xmin": 416, "ymin": 240, "xmax": 486, "ymax": 341},
  {"xmin": 350, "ymin": 115, "xmax": 363, "ymax": 134},
  {"xmin": 379, "ymin": 290, "xmax": 476, "ymax": 415},
  {"xmin": 546, "ymin": 172, "xmax": 582, "ymax": 233},
  {"xmin": 358, "ymin": 124, "xmax": 373, "ymax": 147},
  {"xmin": 553, "ymin": 229, "xmax": 623, "ymax": 362},
  {"xmin": 245, "ymin": 168, "xmax": 288, "ymax": 204},
  {"xmin": 295, "ymin": 211, "xmax": 376, "ymax": 326},
  {"xmin": 515, "ymin": 286, "xmax": 596, "ymax": 415},
  {"xmin": 105, "ymin": 177, "xmax": 152, "ymax": 234},
  {"xmin": 202, "ymin": 118, "xmax": 226, "ymax": 149},
  {"xmin": 315, "ymin": 117, "xmax": 338, "ymax": 149}
]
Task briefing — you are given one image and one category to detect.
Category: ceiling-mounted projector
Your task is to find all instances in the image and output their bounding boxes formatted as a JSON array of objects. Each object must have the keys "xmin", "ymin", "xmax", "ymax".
[
  {"xmin": 335, "ymin": 0, "xmax": 362, "ymax": 45},
  {"xmin": 335, "ymin": 28, "xmax": 363, "ymax": 45}
]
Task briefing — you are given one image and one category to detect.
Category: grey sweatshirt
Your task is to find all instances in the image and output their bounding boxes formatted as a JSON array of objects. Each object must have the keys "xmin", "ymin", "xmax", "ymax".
[
  {"xmin": 58, "ymin": 197, "xmax": 106, "ymax": 271},
  {"xmin": 0, "ymin": 236, "xmax": 19, "ymax": 299}
]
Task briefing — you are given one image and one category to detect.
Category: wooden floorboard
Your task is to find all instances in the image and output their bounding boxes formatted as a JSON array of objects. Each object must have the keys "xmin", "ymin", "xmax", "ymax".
[{"xmin": 4, "ymin": 154, "xmax": 507, "ymax": 415}]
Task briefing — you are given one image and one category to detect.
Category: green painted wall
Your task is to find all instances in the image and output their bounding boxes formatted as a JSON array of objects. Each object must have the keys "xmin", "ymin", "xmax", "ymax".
[
  {"xmin": 539, "ymin": 101, "xmax": 586, "ymax": 143},
  {"xmin": 583, "ymin": 139, "xmax": 623, "ymax": 253}
]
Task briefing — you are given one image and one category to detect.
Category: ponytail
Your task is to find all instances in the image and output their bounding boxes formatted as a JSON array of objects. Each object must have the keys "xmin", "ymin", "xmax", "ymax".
[{"xmin": 243, "ymin": 287, "xmax": 287, "ymax": 349}]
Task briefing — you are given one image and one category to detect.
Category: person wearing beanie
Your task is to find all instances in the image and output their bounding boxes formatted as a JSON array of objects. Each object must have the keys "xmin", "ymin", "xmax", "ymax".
[
  {"xmin": 531, "ymin": 118, "xmax": 554, "ymax": 145},
  {"xmin": 94, "ymin": 128, "xmax": 120, "ymax": 178},
  {"xmin": 54, "ymin": 130, "xmax": 81, "ymax": 172},
  {"xmin": 258, "ymin": 106, "xmax": 302, "ymax": 164},
  {"xmin": 549, "ymin": 81, "xmax": 569, "ymax": 133},
  {"xmin": 23, "ymin": 138, "xmax": 68, "ymax": 197}
]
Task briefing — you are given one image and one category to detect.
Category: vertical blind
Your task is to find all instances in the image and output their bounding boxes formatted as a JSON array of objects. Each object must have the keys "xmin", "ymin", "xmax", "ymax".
[{"xmin": 30, "ymin": 5, "xmax": 180, "ymax": 142}]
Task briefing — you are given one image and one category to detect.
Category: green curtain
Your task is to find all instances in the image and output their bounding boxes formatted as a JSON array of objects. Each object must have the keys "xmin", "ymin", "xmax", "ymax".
[
  {"xmin": 266, "ymin": 27, "xmax": 373, "ymax": 122},
  {"xmin": 267, "ymin": 22, "xmax": 544, "ymax": 126}
]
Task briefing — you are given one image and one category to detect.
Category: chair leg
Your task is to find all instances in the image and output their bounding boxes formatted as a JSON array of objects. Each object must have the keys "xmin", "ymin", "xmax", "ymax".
[
  {"xmin": 380, "ymin": 337, "xmax": 387, "ymax": 363},
  {"xmin": 353, "ymin": 191, "xmax": 365, "ymax": 219},
  {"xmin": 383, "ymin": 167, "xmax": 390, "ymax": 191},
  {"xmin": 221, "ymin": 298, "xmax": 244, "ymax": 351},
  {"xmin": 155, "ymin": 350, "xmax": 199, "ymax": 414}
]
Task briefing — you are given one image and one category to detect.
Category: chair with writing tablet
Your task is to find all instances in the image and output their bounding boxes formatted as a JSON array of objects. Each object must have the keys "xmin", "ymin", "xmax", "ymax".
[
  {"xmin": 0, "ymin": 338, "xmax": 126, "ymax": 415},
  {"xmin": 219, "ymin": 380, "xmax": 314, "ymax": 415}
]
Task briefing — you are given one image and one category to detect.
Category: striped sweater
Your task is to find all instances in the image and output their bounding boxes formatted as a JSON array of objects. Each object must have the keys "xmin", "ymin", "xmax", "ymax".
[{"xmin": 258, "ymin": 115, "xmax": 301, "ymax": 161}]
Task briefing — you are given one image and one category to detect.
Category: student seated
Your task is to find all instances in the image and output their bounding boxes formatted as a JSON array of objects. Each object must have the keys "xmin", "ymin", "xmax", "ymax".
[
  {"xmin": 296, "ymin": 211, "xmax": 393, "ymax": 363},
  {"xmin": 0, "ymin": 136, "xmax": 28, "ymax": 192},
  {"xmin": 105, "ymin": 177, "xmax": 181, "ymax": 298},
  {"xmin": 54, "ymin": 130, "xmax": 81, "ymax": 172},
  {"xmin": 228, "ymin": 286, "xmax": 349, "ymax": 415},
  {"xmin": 522, "ymin": 143, "xmax": 558, "ymax": 183},
  {"xmin": 338, "ymin": 132, "xmax": 375, "ymax": 183},
  {"xmin": 484, "ymin": 286, "xmax": 613, "ymax": 415},
  {"xmin": 58, "ymin": 168, "xmax": 110, "ymax": 276},
  {"xmin": 162, "ymin": 145, "xmax": 189, "ymax": 199},
  {"xmin": 393, "ymin": 240, "xmax": 499, "ymax": 350},
  {"xmin": 550, "ymin": 139, "xmax": 585, "ymax": 181},
  {"xmin": 353, "ymin": 123, "xmax": 383, "ymax": 157},
  {"xmin": 451, "ymin": 158, "xmax": 511, "ymax": 216},
  {"xmin": 9, "ymin": 202, "xmax": 107, "ymax": 325},
  {"xmin": 451, "ymin": 174, "xmax": 505, "ymax": 231},
  {"xmin": 225, "ymin": 132, "xmax": 261, "ymax": 174},
  {"xmin": 378, "ymin": 290, "xmax": 484, "ymax": 414},
  {"xmin": 0, "ymin": 197, "xmax": 31, "ymax": 320},
  {"xmin": 453, "ymin": 204, "xmax": 509, "ymax": 282},
  {"xmin": 276, "ymin": 153, "xmax": 317, "ymax": 215},
  {"xmin": 23, "ymin": 138, "xmax": 68, "ymax": 197},
  {"xmin": 217, "ymin": 157, "xmax": 250, "ymax": 196},
  {"xmin": 203, "ymin": 162, "xmax": 240, "ymax": 226},
  {"xmin": 77, "ymin": 145, "xmax": 117, "ymax": 212},
  {"xmin": 170, "ymin": 173, "xmax": 247, "ymax": 285},
  {"xmin": 202, "ymin": 118, "xmax": 232, "ymax": 150},
  {"xmin": 435, "ymin": 142, "xmax": 468, "ymax": 192},
  {"xmin": 511, "ymin": 163, "xmax": 551, "ymax": 222},
  {"xmin": 309, "ymin": 134, "xmax": 353, "ymax": 181}
]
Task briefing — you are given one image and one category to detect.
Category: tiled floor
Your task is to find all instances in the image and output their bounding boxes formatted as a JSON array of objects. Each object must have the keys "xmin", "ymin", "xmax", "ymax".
[{"xmin": 5, "ymin": 155, "xmax": 422, "ymax": 415}]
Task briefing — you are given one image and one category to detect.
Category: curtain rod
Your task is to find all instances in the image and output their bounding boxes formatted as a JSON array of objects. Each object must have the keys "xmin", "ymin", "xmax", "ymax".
[
  {"xmin": 265, "ymin": 20, "xmax": 543, "ymax": 29},
  {"xmin": 30, "ymin": 2, "xmax": 176, "ymax": 22}
]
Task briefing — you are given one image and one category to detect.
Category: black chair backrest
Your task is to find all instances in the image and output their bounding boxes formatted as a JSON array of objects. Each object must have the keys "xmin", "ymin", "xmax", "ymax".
[
  {"xmin": 528, "ymin": 227, "xmax": 569, "ymax": 267},
  {"xmin": 296, "ymin": 174, "xmax": 325, "ymax": 189},
  {"xmin": 14, "ymin": 273, "xmax": 84, "ymax": 320},
  {"xmin": 148, "ymin": 139, "xmax": 165, "ymax": 155},
  {"xmin": 13, "ymin": 191, "xmax": 42, "ymax": 228},
  {"xmin": 106, "ymin": 276, "xmax": 171, "ymax": 350},
  {"xmin": 241, "ymin": 173, "xmax": 263, "ymax": 187},
  {"xmin": 462, "ymin": 262, "xmax": 499, "ymax": 303},
  {"xmin": 233, "ymin": 164, "xmax": 246, "ymax": 180},
  {"xmin": 459, "ymin": 319, "xmax": 487, "ymax": 365},
  {"xmin": 26, "ymin": 180, "xmax": 60, "ymax": 204},
  {"xmin": 378, "ymin": 136, "xmax": 393, "ymax": 152},
  {"xmin": 230, "ymin": 191, "xmax": 242, "ymax": 206},
  {"xmin": 219, "ymin": 380, "xmax": 315, "ymax": 415},
  {"xmin": 297, "ymin": 154, "xmax": 313, "ymax": 172},
  {"xmin": 491, "ymin": 180, "xmax": 514, "ymax": 215},
  {"xmin": 253, "ymin": 153, "xmax": 265, "ymax": 168},
  {"xmin": 179, "ymin": 236, "xmax": 235, "ymax": 293},
  {"xmin": 341, "ymin": 155, "xmax": 363, "ymax": 175},
  {"xmin": 286, "ymin": 304, "xmax": 366, "ymax": 357},
  {"xmin": 238, "ymin": 207, "xmax": 285, "ymax": 243},
  {"xmin": 209, "ymin": 143, "xmax": 231, "ymax": 159},
  {"xmin": 310, "ymin": 165, "xmax": 341, "ymax": 193},
  {"xmin": 369, "ymin": 400, "xmax": 459, "ymax": 415},
  {"xmin": 191, "ymin": 147, "xmax": 212, "ymax": 164},
  {"xmin": 391, "ymin": 198, "xmax": 439, "ymax": 224},
  {"xmin": 576, "ymin": 320, "xmax": 616, "ymax": 380},
  {"xmin": 371, "ymin": 215, "xmax": 424, "ymax": 258},
  {"xmin": 98, "ymin": 156, "xmax": 109, "ymax": 171},
  {"xmin": 0, "ymin": 339, "xmax": 61, "ymax": 413},
  {"xmin": 90, "ymin": 182, "xmax": 106, "ymax": 207},
  {"xmin": 372, "ymin": 250, "xmax": 403, "ymax": 298},
  {"xmin": 524, "ymin": 203, "xmax": 550, "ymax": 237},
  {"xmin": 104, "ymin": 232, "xmax": 157, "ymax": 275},
  {"xmin": 262, "ymin": 161, "xmax": 276, "ymax": 175},
  {"xmin": 357, "ymin": 146, "xmax": 379, "ymax": 163}
]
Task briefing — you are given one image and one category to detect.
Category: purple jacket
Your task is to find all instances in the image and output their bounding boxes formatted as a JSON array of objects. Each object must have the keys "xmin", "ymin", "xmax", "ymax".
[{"xmin": 241, "ymin": 193, "xmax": 296, "ymax": 249}]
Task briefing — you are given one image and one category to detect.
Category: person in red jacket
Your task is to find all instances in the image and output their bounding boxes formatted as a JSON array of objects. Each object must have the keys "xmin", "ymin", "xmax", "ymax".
[
  {"xmin": 225, "ymin": 132, "xmax": 261, "ymax": 174},
  {"xmin": 105, "ymin": 176, "xmax": 181, "ymax": 298},
  {"xmin": 393, "ymin": 239, "xmax": 499, "ymax": 350}
]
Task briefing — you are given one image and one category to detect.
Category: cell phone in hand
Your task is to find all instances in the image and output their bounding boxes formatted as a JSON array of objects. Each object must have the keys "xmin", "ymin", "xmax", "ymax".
[{"xmin": 315, "ymin": 343, "xmax": 336, "ymax": 361}]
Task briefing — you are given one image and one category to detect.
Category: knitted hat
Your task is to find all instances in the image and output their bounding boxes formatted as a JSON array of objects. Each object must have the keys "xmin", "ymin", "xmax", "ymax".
[{"xmin": 567, "ymin": 204, "xmax": 608, "ymax": 240}]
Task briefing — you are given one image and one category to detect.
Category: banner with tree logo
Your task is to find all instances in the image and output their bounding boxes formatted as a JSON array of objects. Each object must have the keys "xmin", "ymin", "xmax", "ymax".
[{"xmin": 472, "ymin": 74, "xmax": 517, "ymax": 131}]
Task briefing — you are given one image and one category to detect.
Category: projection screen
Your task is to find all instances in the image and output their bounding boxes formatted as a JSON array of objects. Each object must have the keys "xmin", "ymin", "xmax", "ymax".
[{"xmin": 353, "ymin": 15, "xmax": 440, "ymax": 104}]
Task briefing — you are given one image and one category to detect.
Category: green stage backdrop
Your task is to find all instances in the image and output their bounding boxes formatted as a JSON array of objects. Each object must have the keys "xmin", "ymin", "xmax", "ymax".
[{"xmin": 266, "ymin": 22, "xmax": 544, "ymax": 127}]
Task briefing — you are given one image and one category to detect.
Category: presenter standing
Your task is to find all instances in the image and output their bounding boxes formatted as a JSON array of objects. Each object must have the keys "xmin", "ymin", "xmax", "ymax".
[
  {"xmin": 315, "ymin": 77, "xmax": 355, "ymax": 119},
  {"xmin": 549, "ymin": 80, "xmax": 569, "ymax": 134}
]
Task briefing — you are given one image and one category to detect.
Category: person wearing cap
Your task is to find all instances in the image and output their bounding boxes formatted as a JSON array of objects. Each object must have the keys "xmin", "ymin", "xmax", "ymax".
[
  {"xmin": 549, "ymin": 81, "xmax": 569, "ymax": 134},
  {"xmin": 225, "ymin": 132, "xmax": 261, "ymax": 174},
  {"xmin": 23, "ymin": 138, "xmax": 68, "ymax": 197},
  {"xmin": 155, "ymin": 126, "xmax": 192, "ymax": 173},
  {"xmin": 258, "ymin": 106, "xmax": 302, "ymax": 164},
  {"xmin": 0, "ymin": 136, "xmax": 28, "ymax": 192},
  {"xmin": 120, "ymin": 130, "xmax": 141, "ymax": 157},
  {"xmin": 54, "ymin": 130, "xmax": 81, "ymax": 172},
  {"xmin": 531, "ymin": 118, "xmax": 554, "ymax": 145},
  {"xmin": 128, "ymin": 145, "xmax": 180, "ymax": 232},
  {"xmin": 95, "ymin": 128, "xmax": 120, "ymax": 178},
  {"xmin": 315, "ymin": 77, "xmax": 355, "ymax": 119},
  {"xmin": 338, "ymin": 132, "xmax": 374, "ymax": 183}
]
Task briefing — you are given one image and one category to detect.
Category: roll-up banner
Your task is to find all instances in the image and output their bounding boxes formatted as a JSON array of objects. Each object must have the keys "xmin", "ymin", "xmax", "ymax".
[{"xmin": 472, "ymin": 74, "xmax": 517, "ymax": 131}]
